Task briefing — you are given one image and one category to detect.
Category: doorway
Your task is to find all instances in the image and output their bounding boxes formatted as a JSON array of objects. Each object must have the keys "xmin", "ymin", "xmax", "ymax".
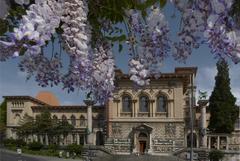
[
  {"xmin": 96, "ymin": 131, "xmax": 104, "ymax": 145},
  {"xmin": 139, "ymin": 141, "xmax": 146, "ymax": 154}
]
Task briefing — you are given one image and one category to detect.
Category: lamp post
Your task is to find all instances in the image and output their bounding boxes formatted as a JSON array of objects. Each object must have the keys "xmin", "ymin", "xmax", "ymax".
[
  {"xmin": 189, "ymin": 73, "xmax": 195, "ymax": 161},
  {"xmin": 84, "ymin": 92, "xmax": 96, "ymax": 145}
]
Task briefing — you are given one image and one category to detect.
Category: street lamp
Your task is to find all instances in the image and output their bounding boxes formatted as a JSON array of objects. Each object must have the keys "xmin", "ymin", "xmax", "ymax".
[{"xmin": 189, "ymin": 73, "xmax": 195, "ymax": 161}]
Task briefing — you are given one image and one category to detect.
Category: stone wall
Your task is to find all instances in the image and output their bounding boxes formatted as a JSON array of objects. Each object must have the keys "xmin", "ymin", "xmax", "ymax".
[{"xmin": 106, "ymin": 122, "xmax": 185, "ymax": 154}]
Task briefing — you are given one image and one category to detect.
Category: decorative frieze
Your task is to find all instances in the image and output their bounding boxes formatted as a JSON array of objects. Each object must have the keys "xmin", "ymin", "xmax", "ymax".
[{"xmin": 165, "ymin": 123, "xmax": 176, "ymax": 138}]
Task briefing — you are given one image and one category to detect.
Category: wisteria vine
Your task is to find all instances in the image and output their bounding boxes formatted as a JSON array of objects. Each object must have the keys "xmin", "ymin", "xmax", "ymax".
[{"xmin": 0, "ymin": 0, "xmax": 239, "ymax": 103}]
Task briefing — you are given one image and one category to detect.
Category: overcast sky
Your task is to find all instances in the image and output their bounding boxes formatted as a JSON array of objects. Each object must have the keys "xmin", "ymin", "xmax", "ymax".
[{"xmin": 0, "ymin": 2, "xmax": 239, "ymax": 105}]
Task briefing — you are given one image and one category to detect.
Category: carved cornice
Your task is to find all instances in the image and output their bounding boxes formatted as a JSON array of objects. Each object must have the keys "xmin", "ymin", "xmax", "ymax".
[
  {"xmin": 167, "ymin": 99, "xmax": 174, "ymax": 102},
  {"xmin": 113, "ymin": 99, "xmax": 120, "ymax": 103}
]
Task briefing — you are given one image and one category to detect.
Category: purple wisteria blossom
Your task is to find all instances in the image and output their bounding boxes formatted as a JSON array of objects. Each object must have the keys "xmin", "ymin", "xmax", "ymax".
[
  {"xmin": 0, "ymin": 0, "xmax": 63, "ymax": 60},
  {"xmin": 0, "ymin": 0, "xmax": 239, "ymax": 103},
  {"xmin": 90, "ymin": 42, "xmax": 115, "ymax": 104},
  {"xmin": 127, "ymin": 7, "xmax": 170, "ymax": 85},
  {"xmin": 61, "ymin": 0, "xmax": 92, "ymax": 91}
]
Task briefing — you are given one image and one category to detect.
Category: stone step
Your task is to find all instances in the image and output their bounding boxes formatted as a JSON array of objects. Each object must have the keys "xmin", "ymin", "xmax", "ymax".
[{"xmin": 92, "ymin": 155, "xmax": 184, "ymax": 161}]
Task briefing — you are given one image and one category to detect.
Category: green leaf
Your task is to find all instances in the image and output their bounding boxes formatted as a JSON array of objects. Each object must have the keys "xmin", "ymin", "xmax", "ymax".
[
  {"xmin": 19, "ymin": 47, "xmax": 27, "ymax": 56},
  {"xmin": 0, "ymin": 19, "xmax": 8, "ymax": 36},
  {"xmin": 118, "ymin": 44, "xmax": 123, "ymax": 52},
  {"xmin": 159, "ymin": 0, "xmax": 167, "ymax": 8},
  {"xmin": 28, "ymin": 40, "xmax": 37, "ymax": 46},
  {"xmin": 106, "ymin": 34, "xmax": 127, "ymax": 42},
  {"xmin": 135, "ymin": 0, "xmax": 158, "ymax": 10}
]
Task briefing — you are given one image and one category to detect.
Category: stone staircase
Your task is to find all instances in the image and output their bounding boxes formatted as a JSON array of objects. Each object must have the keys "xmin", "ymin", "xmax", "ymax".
[
  {"xmin": 93, "ymin": 154, "xmax": 184, "ymax": 161},
  {"xmin": 197, "ymin": 150, "xmax": 209, "ymax": 161},
  {"xmin": 82, "ymin": 145, "xmax": 113, "ymax": 161},
  {"xmin": 82, "ymin": 145, "xmax": 184, "ymax": 161},
  {"xmin": 174, "ymin": 148, "xmax": 209, "ymax": 161}
]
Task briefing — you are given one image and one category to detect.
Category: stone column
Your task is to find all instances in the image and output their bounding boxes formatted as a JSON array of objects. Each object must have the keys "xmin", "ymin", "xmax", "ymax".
[
  {"xmin": 40, "ymin": 135, "xmax": 43, "ymax": 144},
  {"xmin": 133, "ymin": 100, "xmax": 137, "ymax": 117},
  {"xmin": 70, "ymin": 134, "xmax": 73, "ymax": 144},
  {"xmin": 77, "ymin": 133, "xmax": 80, "ymax": 145},
  {"xmin": 59, "ymin": 134, "xmax": 63, "ymax": 146},
  {"xmin": 226, "ymin": 136, "xmax": 229, "ymax": 150},
  {"xmin": 132, "ymin": 132, "xmax": 137, "ymax": 153},
  {"xmin": 208, "ymin": 136, "xmax": 211, "ymax": 149},
  {"xmin": 150, "ymin": 100, "xmax": 155, "ymax": 117},
  {"xmin": 217, "ymin": 136, "xmax": 220, "ymax": 150},
  {"xmin": 84, "ymin": 99, "xmax": 95, "ymax": 145},
  {"xmin": 45, "ymin": 134, "xmax": 49, "ymax": 145},
  {"xmin": 148, "ymin": 133, "xmax": 153, "ymax": 154},
  {"xmin": 114, "ymin": 99, "xmax": 120, "ymax": 117},
  {"xmin": 198, "ymin": 100, "xmax": 208, "ymax": 148},
  {"xmin": 167, "ymin": 100, "xmax": 172, "ymax": 118}
]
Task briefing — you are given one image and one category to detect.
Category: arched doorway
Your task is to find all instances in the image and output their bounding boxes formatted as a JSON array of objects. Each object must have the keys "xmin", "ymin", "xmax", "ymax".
[
  {"xmin": 96, "ymin": 131, "xmax": 104, "ymax": 145},
  {"xmin": 187, "ymin": 133, "xmax": 197, "ymax": 148},
  {"xmin": 132, "ymin": 124, "xmax": 153, "ymax": 154},
  {"xmin": 138, "ymin": 132, "xmax": 148, "ymax": 154}
]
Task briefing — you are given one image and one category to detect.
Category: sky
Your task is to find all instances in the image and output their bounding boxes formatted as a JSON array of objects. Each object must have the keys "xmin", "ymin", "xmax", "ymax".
[{"xmin": 0, "ymin": 1, "xmax": 239, "ymax": 105}]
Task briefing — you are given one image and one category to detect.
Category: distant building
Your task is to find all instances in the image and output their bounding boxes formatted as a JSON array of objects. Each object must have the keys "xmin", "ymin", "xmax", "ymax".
[{"xmin": 3, "ymin": 67, "xmax": 240, "ymax": 156}]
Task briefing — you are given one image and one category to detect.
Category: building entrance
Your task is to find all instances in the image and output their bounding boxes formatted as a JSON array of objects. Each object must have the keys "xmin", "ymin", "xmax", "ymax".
[{"xmin": 139, "ymin": 141, "xmax": 146, "ymax": 154}]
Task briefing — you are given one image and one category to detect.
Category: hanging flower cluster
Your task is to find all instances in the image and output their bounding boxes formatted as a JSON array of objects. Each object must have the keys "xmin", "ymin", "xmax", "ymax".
[
  {"xmin": 202, "ymin": 0, "xmax": 240, "ymax": 63},
  {"xmin": 91, "ymin": 42, "xmax": 115, "ymax": 103},
  {"xmin": 129, "ymin": 59, "xmax": 150, "ymax": 86},
  {"xmin": 172, "ymin": 8, "xmax": 203, "ymax": 61},
  {"xmin": 127, "ymin": 7, "xmax": 170, "ymax": 85},
  {"xmin": 0, "ymin": 0, "xmax": 63, "ymax": 59},
  {"xmin": 172, "ymin": 0, "xmax": 240, "ymax": 63},
  {"xmin": 0, "ymin": 0, "xmax": 240, "ymax": 103},
  {"xmin": 61, "ymin": 0, "xmax": 92, "ymax": 92},
  {"xmin": 19, "ymin": 53, "xmax": 62, "ymax": 87}
]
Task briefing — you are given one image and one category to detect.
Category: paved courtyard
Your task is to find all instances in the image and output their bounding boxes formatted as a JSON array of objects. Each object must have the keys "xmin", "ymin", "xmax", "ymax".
[{"xmin": 0, "ymin": 148, "xmax": 184, "ymax": 161}]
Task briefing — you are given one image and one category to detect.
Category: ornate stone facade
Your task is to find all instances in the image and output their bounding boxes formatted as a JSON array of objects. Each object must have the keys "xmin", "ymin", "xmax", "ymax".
[{"xmin": 105, "ymin": 67, "xmax": 198, "ymax": 155}]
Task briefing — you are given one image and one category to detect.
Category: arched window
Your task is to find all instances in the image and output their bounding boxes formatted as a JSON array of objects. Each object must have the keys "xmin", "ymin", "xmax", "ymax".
[
  {"xmin": 70, "ymin": 115, "xmax": 76, "ymax": 126},
  {"xmin": 80, "ymin": 115, "xmax": 86, "ymax": 126},
  {"xmin": 157, "ymin": 95, "xmax": 167, "ymax": 112},
  {"xmin": 139, "ymin": 132, "xmax": 147, "ymax": 138},
  {"xmin": 139, "ymin": 95, "xmax": 149, "ymax": 112},
  {"xmin": 15, "ymin": 114, "xmax": 21, "ymax": 125},
  {"xmin": 122, "ymin": 95, "xmax": 132, "ymax": 112},
  {"xmin": 62, "ymin": 115, "xmax": 67, "ymax": 122}
]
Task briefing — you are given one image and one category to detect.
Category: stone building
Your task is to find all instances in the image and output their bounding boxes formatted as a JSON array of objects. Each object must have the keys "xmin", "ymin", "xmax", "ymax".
[
  {"xmin": 195, "ymin": 100, "xmax": 240, "ymax": 152},
  {"xmin": 4, "ymin": 92, "xmax": 105, "ymax": 146},
  {"xmin": 3, "ymin": 67, "xmax": 240, "ymax": 156},
  {"xmin": 104, "ymin": 67, "xmax": 197, "ymax": 155}
]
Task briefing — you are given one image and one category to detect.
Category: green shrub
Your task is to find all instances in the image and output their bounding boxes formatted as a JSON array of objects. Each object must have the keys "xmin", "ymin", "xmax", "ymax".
[
  {"xmin": 66, "ymin": 143, "xmax": 82, "ymax": 156},
  {"xmin": 15, "ymin": 139, "xmax": 26, "ymax": 147},
  {"xmin": 3, "ymin": 138, "xmax": 16, "ymax": 147},
  {"xmin": 209, "ymin": 150, "xmax": 224, "ymax": 161},
  {"xmin": 28, "ymin": 141, "xmax": 43, "ymax": 151},
  {"xmin": 3, "ymin": 138, "xmax": 26, "ymax": 147},
  {"xmin": 48, "ymin": 144, "xmax": 58, "ymax": 151}
]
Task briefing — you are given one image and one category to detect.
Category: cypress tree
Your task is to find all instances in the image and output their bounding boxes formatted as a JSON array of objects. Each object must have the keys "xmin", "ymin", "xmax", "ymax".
[
  {"xmin": 0, "ymin": 100, "xmax": 7, "ymax": 141},
  {"xmin": 208, "ymin": 59, "xmax": 239, "ymax": 133}
]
